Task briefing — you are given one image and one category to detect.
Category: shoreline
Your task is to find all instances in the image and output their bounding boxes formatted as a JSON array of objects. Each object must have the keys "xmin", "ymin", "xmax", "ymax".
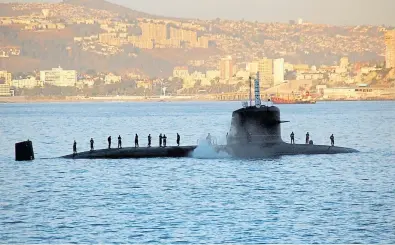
[{"xmin": 0, "ymin": 96, "xmax": 394, "ymax": 104}]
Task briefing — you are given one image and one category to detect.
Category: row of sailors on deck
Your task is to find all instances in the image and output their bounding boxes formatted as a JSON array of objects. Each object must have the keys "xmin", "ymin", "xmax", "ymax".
[
  {"xmin": 72, "ymin": 133, "xmax": 181, "ymax": 154},
  {"xmin": 223, "ymin": 131, "xmax": 335, "ymax": 146},
  {"xmin": 290, "ymin": 132, "xmax": 335, "ymax": 146}
]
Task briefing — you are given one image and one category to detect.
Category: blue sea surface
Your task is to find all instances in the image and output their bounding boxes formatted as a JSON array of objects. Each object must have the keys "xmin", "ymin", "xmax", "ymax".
[{"xmin": 0, "ymin": 101, "xmax": 394, "ymax": 243}]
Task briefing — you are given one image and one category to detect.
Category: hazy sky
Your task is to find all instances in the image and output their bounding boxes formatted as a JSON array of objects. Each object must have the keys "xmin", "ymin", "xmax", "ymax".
[{"xmin": 1, "ymin": 0, "xmax": 395, "ymax": 26}]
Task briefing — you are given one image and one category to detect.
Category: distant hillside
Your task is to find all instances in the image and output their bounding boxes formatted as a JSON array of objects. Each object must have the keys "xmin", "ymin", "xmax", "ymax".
[
  {"xmin": 62, "ymin": 0, "xmax": 157, "ymax": 19},
  {"xmin": 0, "ymin": 3, "xmax": 27, "ymax": 17}
]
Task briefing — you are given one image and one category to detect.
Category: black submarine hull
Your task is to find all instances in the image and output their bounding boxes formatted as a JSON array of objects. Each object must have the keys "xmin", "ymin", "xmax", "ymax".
[
  {"xmin": 225, "ymin": 142, "xmax": 358, "ymax": 158},
  {"xmin": 62, "ymin": 146, "xmax": 197, "ymax": 159},
  {"xmin": 62, "ymin": 143, "xmax": 357, "ymax": 159}
]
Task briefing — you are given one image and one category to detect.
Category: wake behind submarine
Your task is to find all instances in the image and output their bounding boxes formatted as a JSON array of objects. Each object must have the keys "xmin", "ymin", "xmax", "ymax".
[{"xmin": 15, "ymin": 72, "xmax": 358, "ymax": 161}]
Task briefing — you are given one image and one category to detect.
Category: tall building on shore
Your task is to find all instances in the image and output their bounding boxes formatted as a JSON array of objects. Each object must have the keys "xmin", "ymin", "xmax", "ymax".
[
  {"xmin": 258, "ymin": 58, "xmax": 273, "ymax": 88},
  {"xmin": 0, "ymin": 73, "xmax": 11, "ymax": 96},
  {"xmin": 340, "ymin": 57, "xmax": 349, "ymax": 69},
  {"xmin": 0, "ymin": 70, "xmax": 12, "ymax": 86},
  {"xmin": 273, "ymin": 58, "xmax": 285, "ymax": 86},
  {"xmin": 140, "ymin": 22, "xmax": 168, "ymax": 41},
  {"xmin": 385, "ymin": 30, "xmax": 395, "ymax": 68},
  {"xmin": 173, "ymin": 66, "xmax": 189, "ymax": 78},
  {"xmin": 0, "ymin": 84, "xmax": 11, "ymax": 96},
  {"xmin": 220, "ymin": 56, "xmax": 234, "ymax": 80},
  {"xmin": 40, "ymin": 67, "xmax": 77, "ymax": 87}
]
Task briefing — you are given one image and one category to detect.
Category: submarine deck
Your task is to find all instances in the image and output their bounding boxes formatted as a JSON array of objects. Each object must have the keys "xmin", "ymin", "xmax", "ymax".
[
  {"xmin": 63, "ymin": 146, "xmax": 197, "ymax": 159},
  {"xmin": 226, "ymin": 142, "xmax": 358, "ymax": 158},
  {"xmin": 61, "ymin": 143, "xmax": 358, "ymax": 160}
]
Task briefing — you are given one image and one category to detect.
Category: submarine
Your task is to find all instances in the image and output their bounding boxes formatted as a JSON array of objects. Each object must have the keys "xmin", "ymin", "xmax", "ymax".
[
  {"xmin": 14, "ymin": 72, "xmax": 358, "ymax": 161},
  {"xmin": 59, "ymin": 103, "xmax": 357, "ymax": 160}
]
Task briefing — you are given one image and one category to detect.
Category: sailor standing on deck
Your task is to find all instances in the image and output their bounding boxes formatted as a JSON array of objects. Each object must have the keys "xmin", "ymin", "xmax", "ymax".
[
  {"xmin": 159, "ymin": 134, "xmax": 163, "ymax": 147},
  {"xmin": 290, "ymin": 132, "xmax": 295, "ymax": 144},
  {"xmin": 73, "ymin": 140, "xmax": 77, "ymax": 155},
  {"xmin": 330, "ymin": 134, "xmax": 335, "ymax": 146},
  {"xmin": 148, "ymin": 134, "xmax": 152, "ymax": 147},
  {"xmin": 135, "ymin": 134, "xmax": 139, "ymax": 147},
  {"xmin": 118, "ymin": 135, "xmax": 122, "ymax": 149},
  {"xmin": 305, "ymin": 132, "xmax": 310, "ymax": 144},
  {"xmin": 108, "ymin": 136, "xmax": 112, "ymax": 149},
  {"xmin": 90, "ymin": 138, "xmax": 94, "ymax": 151},
  {"xmin": 163, "ymin": 134, "xmax": 167, "ymax": 147},
  {"xmin": 176, "ymin": 133, "xmax": 180, "ymax": 146}
]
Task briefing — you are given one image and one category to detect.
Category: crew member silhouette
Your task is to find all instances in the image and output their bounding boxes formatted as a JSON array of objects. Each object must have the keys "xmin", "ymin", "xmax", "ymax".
[
  {"xmin": 118, "ymin": 135, "xmax": 122, "ymax": 149},
  {"xmin": 206, "ymin": 133, "xmax": 212, "ymax": 145},
  {"xmin": 290, "ymin": 132, "xmax": 295, "ymax": 144},
  {"xmin": 159, "ymin": 134, "xmax": 163, "ymax": 147},
  {"xmin": 305, "ymin": 132, "xmax": 310, "ymax": 144},
  {"xmin": 163, "ymin": 134, "xmax": 167, "ymax": 147},
  {"xmin": 90, "ymin": 138, "xmax": 94, "ymax": 151},
  {"xmin": 176, "ymin": 133, "xmax": 180, "ymax": 146},
  {"xmin": 135, "ymin": 134, "xmax": 139, "ymax": 147},
  {"xmin": 330, "ymin": 134, "xmax": 335, "ymax": 146},
  {"xmin": 73, "ymin": 140, "xmax": 77, "ymax": 154},
  {"xmin": 108, "ymin": 136, "xmax": 112, "ymax": 149},
  {"xmin": 148, "ymin": 134, "xmax": 152, "ymax": 147}
]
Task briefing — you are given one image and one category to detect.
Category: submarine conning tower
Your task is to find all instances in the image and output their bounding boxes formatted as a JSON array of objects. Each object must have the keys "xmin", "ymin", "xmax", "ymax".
[
  {"xmin": 227, "ymin": 71, "xmax": 287, "ymax": 145},
  {"xmin": 227, "ymin": 105, "xmax": 287, "ymax": 145}
]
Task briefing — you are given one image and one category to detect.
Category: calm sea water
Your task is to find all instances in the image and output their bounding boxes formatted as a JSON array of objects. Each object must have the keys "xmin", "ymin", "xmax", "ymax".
[{"xmin": 0, "ymin": 101, "xmax": 394, "ymax": 243}]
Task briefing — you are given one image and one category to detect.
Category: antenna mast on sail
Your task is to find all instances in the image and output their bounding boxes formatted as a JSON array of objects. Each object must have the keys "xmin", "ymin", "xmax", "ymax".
[
  {"xmin": 249, "ymin": 76, "xmax": 252, "ymax": 107},
  {"xmin": 254, "ymin": 72, "xmax": 261, "ymax": 108}
]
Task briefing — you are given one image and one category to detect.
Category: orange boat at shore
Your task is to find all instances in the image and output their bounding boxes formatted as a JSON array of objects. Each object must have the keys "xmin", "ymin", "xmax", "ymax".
[
  {"xmin": 270, "ymin": 96, "xmax": 316, "ymax": 104},
  {"xmin": 270, "ymin": 91, "xmax": 317, "ymax": 104}
]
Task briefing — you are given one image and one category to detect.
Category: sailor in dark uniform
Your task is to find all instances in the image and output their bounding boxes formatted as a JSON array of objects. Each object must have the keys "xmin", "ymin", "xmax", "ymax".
[
  {"xmin": 118, "ymin": 135, "xmax": 122, "ymax": 149},
  {"xmin": 305, "ymin": 132, "xmax": 310, "ymax": 144},
  {"xmin": 90, "ymin": 138, "xmax": 94, "ymax": 151},
  {"xmin": 290, "ymin": 132, "xmax": 295, "ymax": 144},
  {"xmin": 159, "ymin": 134, "xmax": 162, "ymax": 147},
  {"xmin": 176, "ymin": 133, "xmax": 180, "ymax": 146},
  {"xmin": 163, "ymin": 134, "xmax": 167, "ymax": 147},
  {"xmin": 73, "ymin": 140, "xmax": 77, "ymax": 155},
  {"xmin": 108, "ymin": 136, "xmax": 111, "ymax": 149},
  {"xmin": 330, "ymin": 134, "xmax": 335, "ymax": 146},
  {"xmin": 148, "ymin": 134, "xmax": 152, "ymax": 147},
  {"xmin": 135, "ymin": 134, "xmax": 139, "ymax": 147}
]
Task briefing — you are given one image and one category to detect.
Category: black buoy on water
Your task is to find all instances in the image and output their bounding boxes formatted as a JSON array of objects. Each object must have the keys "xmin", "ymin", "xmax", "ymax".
[{"xmin": 15, "ymin": 140, "xmax": 34, "ymax": 161}]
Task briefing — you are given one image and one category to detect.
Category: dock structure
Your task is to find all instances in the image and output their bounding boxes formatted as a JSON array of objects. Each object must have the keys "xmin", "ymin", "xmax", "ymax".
[{"xmin": 62, "ymin": 146, "xmax": 197, "ymax": 159}]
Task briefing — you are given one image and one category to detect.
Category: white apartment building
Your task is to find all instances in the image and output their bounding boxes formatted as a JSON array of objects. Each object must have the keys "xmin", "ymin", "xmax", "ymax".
[
  {"xmin": 104, "ymin": 73, "xmax": 122, "ymax": 84},
  {"xmin": 0, "ymin": 84, "xmax": 11, "ymax": 96},
  {"xmin": 12, "ymin": 76, "xmax": 39, "ymax": 89},
  {"xmin": 40, "ymin": 67, "xmax": 77, "ymax": 87}
]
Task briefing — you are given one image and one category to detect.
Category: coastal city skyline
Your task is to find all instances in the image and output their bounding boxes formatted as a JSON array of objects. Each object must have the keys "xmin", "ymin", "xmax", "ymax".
[
  {"xmin": 1, "ymin": 0, "xmax": 395, "ymax": 26},
  {"xmin": 0, "ymin": 0, "xmax": 395, "ymax": 102}
]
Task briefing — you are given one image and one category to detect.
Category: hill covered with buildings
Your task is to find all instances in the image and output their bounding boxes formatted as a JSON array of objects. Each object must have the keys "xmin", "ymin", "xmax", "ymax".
[{"xmin": 0, "ymin": 0, "xmax": 394, "ymax": 100}]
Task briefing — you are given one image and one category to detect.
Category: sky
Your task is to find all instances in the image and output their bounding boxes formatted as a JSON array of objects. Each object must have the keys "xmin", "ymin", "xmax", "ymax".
[{"xmin": 1, "ymin": 0, "xmax": 395, "ymax": 26}]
